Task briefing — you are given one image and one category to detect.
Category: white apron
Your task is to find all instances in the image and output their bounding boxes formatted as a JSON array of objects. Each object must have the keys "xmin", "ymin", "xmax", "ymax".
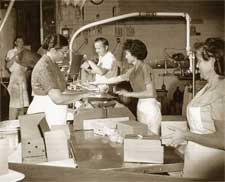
[
  {"xmin": 137, "ymin": 98, "xmax": 161, "ymax": 135},
  {"xmin": 7, "ymin": 62, "xmax": 29, "ymax": 108},
  {"xmin": 183, "ymin": 90, "xmax": 225, "ymax": 179},
  {"xmin": 27, "ymin": 95, "xmax": 68, "ymax": 127}
]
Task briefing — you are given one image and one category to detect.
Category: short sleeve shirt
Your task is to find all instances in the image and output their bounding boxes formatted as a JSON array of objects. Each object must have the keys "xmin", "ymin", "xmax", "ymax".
[
  {"xmin": 125, "ymin": 62, "xmax": 154, "ymax": 92},
  {"xmin": 32, "ymin": 55, "xmax": 66, "ymax": 95},
  {"xmin": 188, "ymin": 77, "xmax": 225, "ymax": 133},
  {"xmin": 95, "ymin": 51, "xmax": 118, "ymax": 82}
]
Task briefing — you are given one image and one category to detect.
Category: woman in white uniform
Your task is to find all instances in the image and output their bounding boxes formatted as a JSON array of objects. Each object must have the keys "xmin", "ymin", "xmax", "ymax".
[
  {"xmin": 164, "ymin": 38, "xmax": 225, "ymax": 180},
  {"xmin": 6, "ymin": 36, "xmax": 29, "ymax": 119},
  {"xmin": 27, "ymin": 34, "xmax": 94, "ymax": 126},
  {"xmin": 93, "ymin": 39, "xmax": 161, "ymax": 135}
]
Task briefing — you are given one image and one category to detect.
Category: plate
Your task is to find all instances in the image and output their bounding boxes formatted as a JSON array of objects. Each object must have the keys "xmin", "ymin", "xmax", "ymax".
[{"xmin": 0, "ymin": 169, "xmax": 25, "ymax": 182}]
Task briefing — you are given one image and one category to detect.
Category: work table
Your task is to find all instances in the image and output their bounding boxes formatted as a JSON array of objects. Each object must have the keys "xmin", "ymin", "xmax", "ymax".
[{"xmin": 9, "ymin": 163, "xmax": 203, "ymax": 182}]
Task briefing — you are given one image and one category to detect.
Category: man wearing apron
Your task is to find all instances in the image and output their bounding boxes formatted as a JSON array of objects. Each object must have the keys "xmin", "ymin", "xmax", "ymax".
[{"xmin": 93, "ymin": 39, "xmax": 161, "ymax": 135}]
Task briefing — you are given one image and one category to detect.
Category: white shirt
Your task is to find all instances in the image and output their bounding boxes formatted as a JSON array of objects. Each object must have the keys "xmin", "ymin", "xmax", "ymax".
[
  {"xmin": 6, "ymin": 47, "xmax": 17, "ymax": 60},
  {"xmin": 95, "ymin": 51, "xmax": 117, "ymax": 82}
]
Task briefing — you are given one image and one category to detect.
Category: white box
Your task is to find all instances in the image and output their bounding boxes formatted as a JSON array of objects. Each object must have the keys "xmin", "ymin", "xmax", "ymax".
[
  {"xmin": 124, "ymin": 135, "xmax": 164, "ymax": 164},
  {"xmin": 83, "ymin": 117, "xmax": 129, "ymax": 135},
  {"xmin": 117, "ymin": 120, "xmax": 148, "ymax": 137},
  {"xmin": 44, "ymin": 130, "xmax": 69, "ymax": 162}
]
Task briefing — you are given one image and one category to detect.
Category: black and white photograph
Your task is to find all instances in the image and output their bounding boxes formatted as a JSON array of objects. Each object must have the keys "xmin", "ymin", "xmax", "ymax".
[{"xmin": 0, "ymin": 0, "xmax": 224, "ymax": 181}]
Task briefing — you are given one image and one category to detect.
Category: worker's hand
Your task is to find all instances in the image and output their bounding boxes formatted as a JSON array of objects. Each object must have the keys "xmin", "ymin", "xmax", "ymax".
[
  {"xmin": 161, "ymin": 126, "xmax": 188, "ymax": 146},
  {"xmin": 115, "ymin": 89, "xmax": 131, "ymax": 97},
  {"xmin": 90, "ymin": 81, "xmax": 106, "ymax": 85}
]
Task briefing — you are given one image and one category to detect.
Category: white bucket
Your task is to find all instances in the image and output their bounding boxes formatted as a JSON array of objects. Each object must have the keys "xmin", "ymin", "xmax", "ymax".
[
  {"xmin": 0, "ymin": 120, "xmax": 19, "ymax": 154},
  {"xmin": 0, "ymin": 137, "xmax": 9, "ymax": 176}
]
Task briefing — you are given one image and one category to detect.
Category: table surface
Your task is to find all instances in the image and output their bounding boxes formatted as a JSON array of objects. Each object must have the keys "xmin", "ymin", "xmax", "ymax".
[
  {"xmin": 9, "ymin": 163, "xmax": 204, "ymax": 182},
  {"xmin": 70, "ymin": 130, "xmax": 183, "ymax": 170},
  {"xmin": 8, "ymin": 126, "xmax": 207, "ymax": 182}
]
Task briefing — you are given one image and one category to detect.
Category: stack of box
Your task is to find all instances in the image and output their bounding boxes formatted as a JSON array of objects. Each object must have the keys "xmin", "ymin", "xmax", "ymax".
[
  {"xmin": 19, "ymin": 113, "xmax": 72, "ymax": 165},
  {"xmin": 124, "ymin": 135, "xmax": 164, "ymax": 164}
]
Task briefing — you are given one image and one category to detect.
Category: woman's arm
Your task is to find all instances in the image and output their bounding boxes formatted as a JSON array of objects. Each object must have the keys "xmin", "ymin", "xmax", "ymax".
[
  {"xmin": 48, "ymin": 89, "xmax": 94, "ymax": 105},
  {"xmin": 186, "ymin": 119, "xmax": 225, "ymax": 150},
  {"xmin": 116, "ymin": 83, "xmax": 155, "ymax": 99},
  {"xmin": 116, "ymin": 65, "xmax": 156, "ymax": 99},
  {"xmin": 165, "ymin": 119, "xmax": 225, "ymax": 150}
]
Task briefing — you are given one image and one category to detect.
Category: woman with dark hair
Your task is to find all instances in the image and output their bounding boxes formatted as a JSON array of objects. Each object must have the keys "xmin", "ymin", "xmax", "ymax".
[
  {"xmin": 163, "ymin": 38, "xmax": 225, "ymax": 180},
  {"xmin": 93, "ymin": 39, "xmax": 161, "ymax": 135},
  {"xmin": 37, "ymin": 34, "xmax": 55, "ymax": 56},
  {"xmin": 27, "ymin": 34, "xmax": 94, "ymax": 126}
]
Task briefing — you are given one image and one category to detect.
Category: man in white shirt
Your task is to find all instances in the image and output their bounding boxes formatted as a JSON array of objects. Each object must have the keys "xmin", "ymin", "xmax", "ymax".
[{"xmin": 84, "ymin": 37, "xmax": 118, "ymax": 92}]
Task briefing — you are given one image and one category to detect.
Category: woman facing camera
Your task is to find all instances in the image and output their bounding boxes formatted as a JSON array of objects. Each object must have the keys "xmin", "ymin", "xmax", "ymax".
[
  {"xmin": 163, "ymin": 38, "xmax": 225, "ymax": 180},
  {"xmin": 27, "ymin": 34, "xmax": 94, "ymax": 126},
  {"xmin": 93, "ymin": 39, "xmax": 161, "ymax": 135}
]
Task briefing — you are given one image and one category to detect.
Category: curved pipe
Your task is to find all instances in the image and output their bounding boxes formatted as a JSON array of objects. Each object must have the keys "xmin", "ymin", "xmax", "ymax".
[
  {"xmin": 0, "ymin": 0, "xmax": 15, "ymax": 32},
  {"xmin": 69, "ymin": 11, "xmax": 191, "ymax": 75}
]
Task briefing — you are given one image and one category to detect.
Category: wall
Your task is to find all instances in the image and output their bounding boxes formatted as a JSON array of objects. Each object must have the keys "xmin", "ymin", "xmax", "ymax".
[
  {"xmin": 56, "ymin": 0, "xmax": 224, "ymax": 100},
  {"xmin": 57, "ymin": 0, "xmax": 224, "ymax": 61},
  {"xmin": 0, "ymin": 9, "xmax": 16, "ymax": 78}
]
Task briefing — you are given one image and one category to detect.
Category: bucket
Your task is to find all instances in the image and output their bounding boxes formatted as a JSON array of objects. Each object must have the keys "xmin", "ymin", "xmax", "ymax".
[{"xmin": 0, "ymin": 120, "xmax": 19, "ymax": 154}]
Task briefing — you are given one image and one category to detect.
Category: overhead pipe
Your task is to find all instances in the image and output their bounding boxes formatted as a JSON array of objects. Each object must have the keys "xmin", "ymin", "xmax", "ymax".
[
  {"xmin": 40, "ymin": 0, "xmax": 44, "ymax": 44},
  {"xmin": 0, "ymin": 0, "xmax": 16, "ymax": 32},
  {"xmin": 68, "ymin": 12, "xmax": 192, "ymax": 84},
  {"xmin": 0, "ymin": 0, "xmax": 15, "ymax": 90}
]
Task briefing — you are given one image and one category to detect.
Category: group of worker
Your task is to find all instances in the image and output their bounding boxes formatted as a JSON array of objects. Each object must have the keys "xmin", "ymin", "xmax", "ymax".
[{"xmin": 5, "ymin": 33, "xmax": 225, "ymax": 180}]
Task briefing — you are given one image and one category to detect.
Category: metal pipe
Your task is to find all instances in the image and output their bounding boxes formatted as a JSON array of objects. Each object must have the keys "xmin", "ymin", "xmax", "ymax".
[
  {"xmin": 0, "ymin": 0, "xmax": 16, "ymax": 32},
  {"xmin": 192, "ymin": 53, "xmax": 196, "ymax": 97},
  {"xmin": 40, "ymin": 0, "xmax": 44, "ymax": 44},
  {"xmin": 69, "ymin": 12, "xmax": 191, "ymax": 75}
]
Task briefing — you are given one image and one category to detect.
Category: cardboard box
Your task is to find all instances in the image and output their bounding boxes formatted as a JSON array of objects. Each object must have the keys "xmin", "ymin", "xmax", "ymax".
[
  {"xmin": 162, "ymin": 115, "xmax": 186, "ymax": 122},
  {"xmin": 124, "ymin": 135, "xmax": 164, "ymax": 164},
  {"xmin": 51, "ymin": 125, "xmax": 70, "ymax": 139},
  {"xmin": 73, "ymin": 108, "xmax": 106, "ymax": 130},
  {"xmin": 107, "ymin": 107, "xmax": 136, "ymax": 120},
  {"xmin": 117, "ymin": 120, "xmax": 148, "ymax": 137},
  {"xmin": 161, "ymin": 115, "xmax": 188, "ymax": 145},
  {"xmin": 19, "ymin": 113, "xmax": 45, "ymax": 139},
  {"xmin": 22, "ymin": 137, "xmax": 46, "ymax": 158},
  {"xmin": 19, "ymin": 113, "xmax": 47, "ymax": 163},
  {"xmin": 19, "ymin": 113, "xmax": 71, "ymax": 163},
  {"xmin": 44, "ymin": 130, "xmax": 70, "ymax": 162},
  {"xmin": 73, "ymin": 106, "xmax": 136, "ymax": 130},
  {"xmin": 83, "ymin": 117, "xmax": 129, "ymax": 136}
]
